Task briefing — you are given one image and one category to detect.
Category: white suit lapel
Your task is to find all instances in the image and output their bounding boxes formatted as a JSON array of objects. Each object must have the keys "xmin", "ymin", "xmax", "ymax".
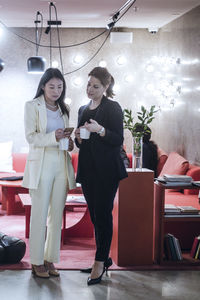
[{"xmin": 37, "ymin": 96, "xmax": 47, "ymax": 133}]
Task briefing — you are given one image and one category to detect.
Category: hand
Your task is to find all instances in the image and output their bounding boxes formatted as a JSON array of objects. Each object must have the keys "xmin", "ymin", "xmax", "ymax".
[
  {"xmin": 75, "ymin": 128, "xmax": 82, "ymax": 144},
  {"xmin": 85, "ymin": 119, "xmax": 101, "ymax": 133},
  {"xmin": 68, "ymin": 137, "xmax": 74, "ymax": 151},
  {"xmin": 55, "ymin": 129, "xmax": 65, "ymax": 141}
]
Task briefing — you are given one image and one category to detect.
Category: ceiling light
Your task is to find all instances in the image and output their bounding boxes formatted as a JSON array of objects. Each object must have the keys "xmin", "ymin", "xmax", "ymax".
[
  {"xmin": 116, "ymin": 55, "xmax": 126, "ymax": 66},
  {"xmin": 27, "ymin": 11, "xmax": 46, "ymax": 73},
  {"xmin": 64, "ymin": 97, "xmax": 72, "ymax": 105},
  {"xmin": 145, "ymin": 64, "xmax": 154, "ymax": 73},
  {"xmin": 72, "ymin": 76, "xmax": 83, "ymax": 87},
  {"xmin": 106, "ymin": 22, "xmax": 115, "ymax": 30},
  {"xmin": 99, "ymin": 60, "xmax": 107, "ymax": 67},
  {"xmin": 73, "ymin": 55, "xmax": 83, "ymax": 65},
  {"xmin": 0, "ymin": 58, "xmax": 5, "ymax": 72},
  {"xmin": 27, "ymin": 56, "xmax": 46, "ymax": 74},
  {"xmin": 52, "ymin": 60, "xmax": 59, "ymax": 68}
]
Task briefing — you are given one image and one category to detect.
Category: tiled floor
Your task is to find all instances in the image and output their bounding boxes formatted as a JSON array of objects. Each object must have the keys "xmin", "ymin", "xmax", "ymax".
[{"xmin": 0, "ymin": 269, "xmax": 200, "ymax": 300}]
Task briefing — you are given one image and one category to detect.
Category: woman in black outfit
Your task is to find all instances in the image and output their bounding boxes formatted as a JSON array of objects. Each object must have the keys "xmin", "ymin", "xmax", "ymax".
[
  {"xmin": 75, "ymin": 67, "xmax": 127, "ymax": 285},
  {"xmin": 142, "ymin": 128, "xmax": 158, "ymax": 177}
]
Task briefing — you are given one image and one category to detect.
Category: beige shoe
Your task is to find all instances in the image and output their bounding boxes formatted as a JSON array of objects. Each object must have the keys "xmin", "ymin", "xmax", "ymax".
[
  {"xmin": 32, "ymin": 264, "xmax": 49, "ymax": 278},
  {"xmin": 44, "ymin": 261, "xmax": 60, "ymax": 277}
]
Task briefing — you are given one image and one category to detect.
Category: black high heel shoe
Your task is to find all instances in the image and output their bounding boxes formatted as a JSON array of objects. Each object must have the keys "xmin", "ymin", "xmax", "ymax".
[
  {"xmin": 87, "ymin": 258, "xmax": 113, "ymax": 286},
  {"xmin": 80, "ymin": 257, "xmax": 112, "ymax": 274}
]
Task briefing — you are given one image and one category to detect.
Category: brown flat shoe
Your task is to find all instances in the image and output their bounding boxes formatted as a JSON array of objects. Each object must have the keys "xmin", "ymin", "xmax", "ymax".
[
  {"xmin": 44, "ymin": 261, "xmax": 60, "ymax": 277},
  {"xmin": 32, "ymin": 264, "xmax": 49, "ymax": 278}
]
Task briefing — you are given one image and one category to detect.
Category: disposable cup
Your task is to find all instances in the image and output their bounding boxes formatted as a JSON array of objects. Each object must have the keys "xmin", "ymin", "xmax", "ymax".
[
  {"xmin": 80, "ymin": 127, "xmax": 90, "ymax": 139},
  {"xmin": 59, "ymin": 137, "xmax": 69, "ymax": 150}
]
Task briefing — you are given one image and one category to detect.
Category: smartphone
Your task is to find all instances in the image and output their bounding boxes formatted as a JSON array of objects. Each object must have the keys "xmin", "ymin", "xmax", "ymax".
[{"xmin": 64, "ymin": 127, "xmax": 74, "ymax": 135}]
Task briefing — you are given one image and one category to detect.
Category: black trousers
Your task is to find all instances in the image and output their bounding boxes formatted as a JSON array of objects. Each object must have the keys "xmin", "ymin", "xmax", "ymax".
[{"xmin": 81, "ymin": 175, "xmax": 119, "ymax": 262}]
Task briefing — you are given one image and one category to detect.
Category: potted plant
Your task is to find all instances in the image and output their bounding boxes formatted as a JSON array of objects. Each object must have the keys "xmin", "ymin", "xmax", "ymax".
[{"xmin": 124, "ymin": 105, "xmax": 158, "ymax": 170}]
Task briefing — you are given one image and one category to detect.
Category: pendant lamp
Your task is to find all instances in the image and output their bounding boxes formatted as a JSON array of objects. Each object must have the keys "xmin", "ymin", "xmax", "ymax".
[
  {"xmin": 27, "ymin": 56, "xmax": 45, "ymax": 74},
  {"xmin": 27, "ymin": 11, "xmax": 46, "ymax": 74}
]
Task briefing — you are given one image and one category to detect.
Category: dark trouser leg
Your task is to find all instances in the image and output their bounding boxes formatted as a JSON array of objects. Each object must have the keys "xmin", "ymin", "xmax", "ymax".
[{"xmin": 81, "ymin": 177, "xmax": 119, "ymax": 262}]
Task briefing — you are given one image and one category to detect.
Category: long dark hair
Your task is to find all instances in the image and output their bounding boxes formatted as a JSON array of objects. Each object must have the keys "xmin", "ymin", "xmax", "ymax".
[
  {"xmin": 34, "ymin": 68, "xmax": 69, "ymax": 117},
  {"xmin": 88, "ymin": 67, "xmax": 115, "ymax": 98}
]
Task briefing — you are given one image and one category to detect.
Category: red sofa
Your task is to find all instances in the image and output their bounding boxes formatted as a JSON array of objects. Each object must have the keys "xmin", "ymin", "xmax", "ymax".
[
  {"xmin": 0, "ymin": 152, "xmax": 80, "ymax": 206},
  {"xmin": 1, "ymin": 151, "xmax": 200, "ymax": 210}
]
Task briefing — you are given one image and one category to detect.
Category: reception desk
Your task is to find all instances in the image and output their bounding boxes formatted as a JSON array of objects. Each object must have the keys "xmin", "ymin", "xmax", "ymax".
[{"xmin": 111, "ymin": 169, "xmax": 154, "ymax": 266}]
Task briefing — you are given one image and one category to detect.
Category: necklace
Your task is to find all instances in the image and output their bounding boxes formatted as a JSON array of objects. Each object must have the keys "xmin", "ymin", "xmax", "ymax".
[{"xmin": 45, "ymin": 102, "xmax": 57, "ymax": 109}]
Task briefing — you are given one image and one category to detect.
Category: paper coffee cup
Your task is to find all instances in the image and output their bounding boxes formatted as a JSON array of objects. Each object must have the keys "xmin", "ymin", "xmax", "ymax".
[
  {"xmin": 59, "ymin": 137, "xmax": 69, "ymax": 150},
  {"xmin": 80, "ymin": 127, "xmax": 90, "ymax": 139}
]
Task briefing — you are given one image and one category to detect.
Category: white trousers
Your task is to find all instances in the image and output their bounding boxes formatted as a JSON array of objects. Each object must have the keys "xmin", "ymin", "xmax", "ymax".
[{"xmin": 29, "ymin": 147, "xmax": 68, "ymax": 265}]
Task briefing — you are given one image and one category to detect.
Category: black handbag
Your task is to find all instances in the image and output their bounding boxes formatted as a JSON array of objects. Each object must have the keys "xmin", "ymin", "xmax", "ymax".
[{"xmin": 0, "ymin": 232, "xmax": 26, "ymax": 264}]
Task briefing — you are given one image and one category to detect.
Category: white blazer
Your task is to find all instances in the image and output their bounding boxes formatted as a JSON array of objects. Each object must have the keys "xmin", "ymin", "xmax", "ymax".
[{"xmin": 22, "ymin": 95, "xmax": 76, "ymax": 190}]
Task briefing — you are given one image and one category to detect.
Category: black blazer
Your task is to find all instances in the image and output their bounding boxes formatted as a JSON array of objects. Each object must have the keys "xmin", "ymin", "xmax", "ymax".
[{"xmin": 75, "ymin": 96, "xmax": 128, "ymax": 183}]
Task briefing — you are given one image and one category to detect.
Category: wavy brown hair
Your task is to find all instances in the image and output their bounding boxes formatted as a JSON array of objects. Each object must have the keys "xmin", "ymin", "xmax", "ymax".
[{"xmin": 88, "ymin": 67, "xmax": 115, "ymax": 98}]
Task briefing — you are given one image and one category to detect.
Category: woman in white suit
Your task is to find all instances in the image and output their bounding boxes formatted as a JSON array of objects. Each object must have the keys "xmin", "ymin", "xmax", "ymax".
[{"xmin": 22, "ymin": 68, "xmax": 76, "ymax": 278}]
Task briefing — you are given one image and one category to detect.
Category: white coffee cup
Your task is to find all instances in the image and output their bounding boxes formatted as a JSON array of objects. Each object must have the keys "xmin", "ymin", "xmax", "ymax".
[
  {"xmin": 80, "ymin": 127, "xmax": 90, "ymax": 139},
  {"xmin": 59, "ymin": 137, "xmax": 69, "ymax": 150}
]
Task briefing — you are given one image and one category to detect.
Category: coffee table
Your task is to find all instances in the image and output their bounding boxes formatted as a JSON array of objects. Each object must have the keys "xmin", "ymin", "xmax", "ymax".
[{"xmin": 0, "ymin": 173, "xmax": 28, "ymax": 215}]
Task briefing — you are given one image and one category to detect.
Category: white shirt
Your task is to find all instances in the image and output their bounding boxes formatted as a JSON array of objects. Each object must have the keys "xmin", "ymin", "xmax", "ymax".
[{"xmin": 46, "ymin": 108, "xmax": 64, "ymax": 133}]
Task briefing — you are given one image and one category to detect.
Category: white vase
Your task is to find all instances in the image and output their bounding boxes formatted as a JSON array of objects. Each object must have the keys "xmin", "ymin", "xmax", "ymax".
[{"xmin": 132, "ymin": 136, "xmax": 143, "ymax": 171}]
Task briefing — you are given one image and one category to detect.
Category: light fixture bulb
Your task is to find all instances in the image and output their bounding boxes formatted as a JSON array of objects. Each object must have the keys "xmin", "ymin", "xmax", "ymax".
[
  {"xmin": 73, "ymin": 55, "xmax": 83, "ymax": 65},
  {"xmin": 116, "ymin": 55, "xmax": 126, "ymax": 66},
  {"xmin": 52, "ymin": 60, "xmax": 59, "ymax": 68},
  {"xmin": 0, "ymin": 58, "xmax": 5, "ymax": 72},
  {"xmin": 72, "ymin": 76, "xmax": 83, "ymax": 87},
  {"xmin": 146, "ymin": 64, "xmax": 154, "ymax": 73},
  {"xmin": 64, "ymin": 97, "xmax": 72, "ymax": 105},
  {"xmin": 99, "ymin": 60, "xmax": 107, "ymax": 67}
]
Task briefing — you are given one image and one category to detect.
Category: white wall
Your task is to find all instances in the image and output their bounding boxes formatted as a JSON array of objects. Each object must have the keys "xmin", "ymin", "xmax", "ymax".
[{"xmin": 0, "ymin": 6, "xmax": 200, "ymax": 165}]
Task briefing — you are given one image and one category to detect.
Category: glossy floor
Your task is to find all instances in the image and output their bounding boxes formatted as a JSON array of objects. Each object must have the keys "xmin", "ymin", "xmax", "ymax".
[{"xmin": 0, "ymin": 270, "xmax": 200, "ymax": 300}]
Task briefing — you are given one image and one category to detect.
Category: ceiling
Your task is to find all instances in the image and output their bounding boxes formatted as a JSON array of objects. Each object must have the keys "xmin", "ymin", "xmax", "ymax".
[{"xmin": 0, "ymin": 0, "xmax": 200, "ymax": 29}]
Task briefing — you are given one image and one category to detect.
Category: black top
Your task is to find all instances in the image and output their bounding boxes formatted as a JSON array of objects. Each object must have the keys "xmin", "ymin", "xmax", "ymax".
[
  {"xmin": 75, "ymin": 96, "xmax": 128, "ymax": 183},
  {"xmin": 78, "ymin": 106, "xmax": 98, "ymax": 176}
]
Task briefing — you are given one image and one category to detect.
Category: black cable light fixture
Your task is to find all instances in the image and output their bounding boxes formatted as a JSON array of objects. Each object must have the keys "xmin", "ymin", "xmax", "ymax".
[
  {"xmin": 0, "ymin": 0, "xmax": 135, "ymax": 75},
  {"xmin": 27, "ymin": 11, "xmax": 46, "ymax": 74},
  {"xmin": 106, "ymin": 0, "xmax": 136, "ymax": 29},
  {"xmin": 0, "ymin": 58, "xmax": 5, "ymax": 72},
  {"xmin": 45, "ymin": 2, "xmax": 64, "ymax": 73}
]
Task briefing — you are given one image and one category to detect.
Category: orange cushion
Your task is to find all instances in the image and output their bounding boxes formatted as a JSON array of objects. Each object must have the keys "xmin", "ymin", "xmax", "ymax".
[
  {"xmin": 160, "ymin": 152, "xmax": 189, "ymax": 177},
  {"xmin": 157, "ymin": 148, "xmax": 168, "ymax": 176},
  {"xmin": 159, "ymin": 152, "xmax": 189, "ymax": 191}
]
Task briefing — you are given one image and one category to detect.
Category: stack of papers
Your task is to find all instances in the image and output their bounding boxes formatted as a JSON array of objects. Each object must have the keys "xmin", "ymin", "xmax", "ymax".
[
  {"xmin": 177, "ymin": 206, "xmax": 200, "ymax": 214},
  {"xmin": 163, "ymin": 174, "xmax": 193, "ymax": 182},
  {"xmin": 165, "ymin": 204, "xmax": 181, "ymax": 214}
]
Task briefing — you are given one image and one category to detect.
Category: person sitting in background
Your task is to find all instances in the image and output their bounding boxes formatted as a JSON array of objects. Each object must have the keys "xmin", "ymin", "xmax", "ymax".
[
  {"xmin": 134, "ymin": 124, "xmax": 158, "ymax": 177},
  {"xmin": 142, "ymin": 127, "xmax": 158, "ymax": 177}
]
